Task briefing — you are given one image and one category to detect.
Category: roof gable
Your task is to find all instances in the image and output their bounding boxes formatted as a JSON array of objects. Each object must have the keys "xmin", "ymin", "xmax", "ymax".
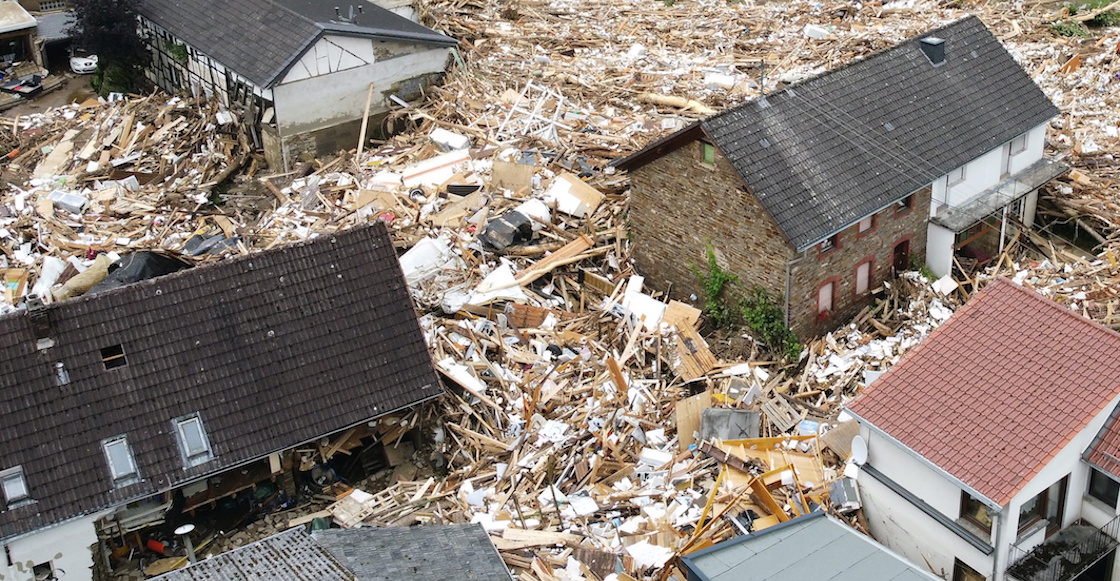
[
  {"xmin": 139, "ymin": 0, "xmax": 455, "ymax": 88},
  {"xmin": 0, "ymin": 222, "xmax": 441, "ymax": 541},
  {"xmin": 846, "ymin": 278, "xmax": 1120, "ymax": 505},
  {"xmin": 617, "ymin": 16, "xmax": 1058, "ymax": 251}
]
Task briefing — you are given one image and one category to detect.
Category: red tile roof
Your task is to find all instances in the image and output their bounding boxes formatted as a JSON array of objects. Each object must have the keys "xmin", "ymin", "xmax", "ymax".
[
  {"xmin": 1086, "ymin": 407, "xmax": 1120, "ymax": 480},
  {"xmin": 847, "ymin": 278, "xmax": 1120, "ymax": 506}
]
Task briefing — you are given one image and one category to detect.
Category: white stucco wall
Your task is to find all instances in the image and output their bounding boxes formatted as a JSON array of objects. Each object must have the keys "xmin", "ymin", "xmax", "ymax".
[
  {"xmin": 1, "ymin": 515, "xmax": 101, "ymax": 581},
  {"xmin": 929, "ymin": 124, "xmax": 1047, "ymax": 215},
  {"xmin": 272, "ymin": 44, "xmax": 449, "ymax": 135},
  {"xmin": 926, "ymin": 222, "xmax": 956, "ymax": 277},
  {"xmin": 860, "ymin": 426, "xmax": 996, "ymax": 577}
]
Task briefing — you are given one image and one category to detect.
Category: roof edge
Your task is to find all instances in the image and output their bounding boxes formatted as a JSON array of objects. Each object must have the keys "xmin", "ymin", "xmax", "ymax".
[{"xmin": 610, "ymin": 123, "xmax": 703, "ymax": 171}]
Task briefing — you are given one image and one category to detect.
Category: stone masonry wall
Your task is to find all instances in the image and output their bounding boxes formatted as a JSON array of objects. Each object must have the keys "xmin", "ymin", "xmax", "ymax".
[
  {"xmin": 629, "ymin": 140, "xmax": 795, "ymax": 318},
  {"xmin": 787, "ymin": 185, "xmax": 931, "ymax": 338}
]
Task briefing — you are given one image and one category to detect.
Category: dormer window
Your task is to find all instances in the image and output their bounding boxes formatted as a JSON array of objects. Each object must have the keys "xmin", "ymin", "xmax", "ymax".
[
  {"xmin": 819, "ymin": 234, "xmax": 839, "ymax": 255},
  {"xmin": 174, "ymin": 413, "xmax": 214, "ymax": 468},
  {"xmin": 698, "ymin": 142, "xmax": 716, "ymax": 168},
  {"xmin": 895, "ymin": 194, "xmax": 914, "ymax": 215},
  {"xmin": 0, "ymin": 466, "xmax": 29, "ymax": 507},
  {"xmin": 103, "ymin": 436, "xmax": 140, "ymax": 486}
]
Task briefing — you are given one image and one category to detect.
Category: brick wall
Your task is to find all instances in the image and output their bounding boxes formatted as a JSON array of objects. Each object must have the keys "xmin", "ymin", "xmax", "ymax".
[
  {"xmin": 629, "ymin": 140, "xmax": 932, "ymax": 340},
  {"xmin": 787, "ymin": 185, "xmax": 931, "ymax": 337},
  {"xmin": 629, "ymin": 140, "xmax": 795, "ymax": 317}
]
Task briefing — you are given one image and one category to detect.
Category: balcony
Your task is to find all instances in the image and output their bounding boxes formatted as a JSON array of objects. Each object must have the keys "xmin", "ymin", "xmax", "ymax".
[
  {"xmin": 931, "ymin": 157, "xmax": 1069, "ymax": 233},
  {"xmin": 1007, "ymin": 515, "xmax": 1120, "ymax": 581}
]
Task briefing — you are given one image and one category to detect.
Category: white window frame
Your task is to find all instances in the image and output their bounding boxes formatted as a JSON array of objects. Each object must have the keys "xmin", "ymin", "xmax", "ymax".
[
  {"xmin": 947, "ymin": 166, "xmax": 966, "ymax": 187},
  {"xmin": 103, "ymin": 436, "xmax": 140, "ymax": 485},
  {"xmin": 174, "ymin": 414, "xmax": 214, "ymax": 468},
  {"xmin": 1010, "ymin": 134, "xmax": 1028, "ymax": 155},
  {"xmin": 0, "ymin": 466, "xmax": 29, "ymax": 506}
]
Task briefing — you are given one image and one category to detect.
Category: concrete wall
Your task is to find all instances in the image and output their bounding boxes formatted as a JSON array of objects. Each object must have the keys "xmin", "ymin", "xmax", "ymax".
[
  {"xmin": 1, "ymin": 514, "xmax": 101, "ymax": 581},
  {"xmin": 927, "ymin": 222, "xmax": 956, "ymax": 278},
  {"xmin": 627, "ymin": 140, "xmax": 795, "ymax": 323},
  {"xmin": 787, "ymin": 186, "xmax": 929, "ymax": 338}
]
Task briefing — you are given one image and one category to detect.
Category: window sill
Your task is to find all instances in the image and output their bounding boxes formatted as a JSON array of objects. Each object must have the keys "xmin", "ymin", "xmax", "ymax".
[
  {"xmin": 1083, "ymin": 493, "xmax": 1118, "ymax": 514},
  {"xmin": 1016, "ymin": 518, "xmax": 1048, "ymax": 544},
  {"xmin": 955, "ymin": 517, "xmax": 993, "ymax": 541},
  {"xmin": 694, "ymin": 162, "xmax": 717, "ymax": 172}
]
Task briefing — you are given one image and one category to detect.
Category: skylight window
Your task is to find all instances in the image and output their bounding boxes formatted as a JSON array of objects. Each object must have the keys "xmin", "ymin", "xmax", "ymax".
[
  {"xmin": 103, "ymin": 436, "xmax": 139, "ymax": 486},
  {"xmin": 0, "ymin": 467, "xmax": 29, "ymax": 506},
  {"xmin": 100, "ymin": 344, "xmax": 127, "ymax": 370},
  {"xmin": 174, "ymin": 414, "xmax": 214, "ymax": 468}
]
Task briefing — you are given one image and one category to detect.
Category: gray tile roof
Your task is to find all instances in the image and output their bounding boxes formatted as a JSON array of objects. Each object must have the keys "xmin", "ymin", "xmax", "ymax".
[
  {"xmin": 152, "ymin": 528, "xmax": 355, "ymax": 581},
  {"xmin": 33, "ymin": 10, "xmax": 73, "ymax": 43},
  {"xmin": 681, "ymin": 512, "xmax": 940, "ymax": 580},
  {"xmin": 152, "ymin": 525, "xmax": 512, "ymax": 581},
  {"xmin": 139, "ymin": 0, "xmax": 456, "ymax": 88},
  {"xmin": 617, "ymin": 16, "xmax": 1059, "ymax": 252},
  {"xmin": 0, "ymin": 222, "xmax": 442, "ymax": 542},
  {"xmin": 313, "ymin": 524, "xmax": 513, "ymax": 580}
]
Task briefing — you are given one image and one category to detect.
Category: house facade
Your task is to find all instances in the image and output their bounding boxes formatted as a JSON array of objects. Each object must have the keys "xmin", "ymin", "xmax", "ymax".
[
  {"xmin": 138, "ymin": 0, "xmax": 456, "ymax": 170},
  {"xmin": 0, "ymin": 222, "xmax": 441, "ymax": 581},
  {"xmin": 846, "ymin": 278, "xmax": 1120, "ymax": 581},
  {"xmin": 615, "ymin": 16, "xmax": 1063, "ymax": 338}
]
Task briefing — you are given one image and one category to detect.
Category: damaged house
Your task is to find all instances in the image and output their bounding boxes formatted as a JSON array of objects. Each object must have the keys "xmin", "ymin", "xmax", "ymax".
[
  {"xmin": 614, "ymin": 16, "xmax": 1064, "ymax": 337},
  {"xmin": 846, "ymin": 278, "xmax": 1120, "ymax": 581},
  {"xmin": 138, "ymin": 0, "xmax": 457, "ymax": 170},
  {"xmin": 0, "ymin": 222, "xmax": 441, "ymax": 581}
]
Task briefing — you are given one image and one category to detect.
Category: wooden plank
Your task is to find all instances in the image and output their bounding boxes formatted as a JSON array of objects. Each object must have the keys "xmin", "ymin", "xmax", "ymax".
[
  {"xmin": 662, "ymin": 300, "xmax": 701, "ymax": 330},
  {"xmin": 287, "ymin": 510, "xmax": 332, "ymax": 529},
  {"xmin": 672, "ymin": 325, "xmax": 718, "ymax": 381},
  {"xmin": 675, "ymin": 390, "xmax": 711, "ymax": 448},
  {"xmin": 512, "ymin": 234, "xmax": 595, "ymax": 287},
  {"xmin": 501, "ymin": 528, "xmax": 584, "ymax": 548}
]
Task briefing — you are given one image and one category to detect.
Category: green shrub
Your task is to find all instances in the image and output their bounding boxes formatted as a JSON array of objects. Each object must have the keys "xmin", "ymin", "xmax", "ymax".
[
  {"xmin": 739, "ymin": 287, "xmax": 802, "ymax": 360},
  {"xmin": 690, "ymin": 246, "xmax": 738, "ymax": 329},
  {"xmin": 1051, "ymin": 20, "xmax": 1089, "ymax": 36}
]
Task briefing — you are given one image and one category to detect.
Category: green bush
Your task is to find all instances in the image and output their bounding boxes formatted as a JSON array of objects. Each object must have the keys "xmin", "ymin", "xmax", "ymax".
[
  {"xmin": 1051, "ymin": 20, "xmax": 1089, "ymax": 36},
  {"xmin": 690, "ymin": 246, "xmax": 738, "ymax": 330},
  {"xmin": 739, "ymin": 287, "xmax": 802, "ymax": 360}
]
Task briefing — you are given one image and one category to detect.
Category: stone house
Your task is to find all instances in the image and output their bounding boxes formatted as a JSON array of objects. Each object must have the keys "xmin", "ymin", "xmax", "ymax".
[
  {"xmin": 0, "ymin": 223, "xmax": 441, "ymax": 581},
  {"xmin": 614, "ymin": 16, "xmax": 1063, "ymax": 338},
  {"xmin": 846, "ymin": 278, "xmax": 1120, "ymax": 581},
  {"xmin": 137, "ymin": 0, "xmax": 456, "ymax": 170}
]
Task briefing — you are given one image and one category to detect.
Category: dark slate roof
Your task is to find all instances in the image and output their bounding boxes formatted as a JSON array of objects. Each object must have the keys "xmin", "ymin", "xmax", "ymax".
[
  {"xmin": 681, "ymin": 512, "xmax": 940, "ymax": 580},
  {"xmin": 152, "ymin": 525, "xmax": 512, "ymax": 581},
  {"xmin": 139, "ymin": 0, "xmax": 456, "ymax": 88},
  {"xmin": 616, "ymin": 16, "xmax": 1058, "ymax": 252},
  {"xmin": 152, "ymin": 528, "xmax": 354, "ymax": 581},
  {"xmin": 313, "ymin": 524, "xmax": 513, "ymax": 581},
  {"xmin": 0, "ymin": 222, "xmax": 441, "ymax": 541}
]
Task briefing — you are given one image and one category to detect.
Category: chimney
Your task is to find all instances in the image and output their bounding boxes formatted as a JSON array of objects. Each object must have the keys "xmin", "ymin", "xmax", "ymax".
[
  {"xmin": 26, "ymin": 294, "xmax": 54, "ymax": 350},
  {"xmin": 920, "ymin": 37, "xmax": 946, "ymax": 66}
]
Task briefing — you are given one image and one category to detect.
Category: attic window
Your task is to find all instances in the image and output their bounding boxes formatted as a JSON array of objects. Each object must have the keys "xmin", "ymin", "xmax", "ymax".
[
  {"xmin": 0, "ymin": 466, "xmax": 29, "ymax": 506},
  {"xmin": 174, "ymin": 414, "xmax": 214, "ymax": 468},
  {"xmin": 100, "ymin": 344, "xmax": 127, "ymax": 370},
  {"xmin": 1010, "ymin": 134, "xmax": 1028, "ymax": 155},
  {"xmin": 960, "ymin": 491, "xmax": 992, "ymax": 533},
  {"xmin": 103, "ymin": 436, "xmax": 140, "ymax": 486},
  {"xmin": 819, "ymin": 234, "xmax": 839, "ymax": 255},
  {"xmin": 895, "ymin": 194, "xmax": 914, "ymax": 214},
  {"xmin": 698, "ymin": 142, "xmax": 716, "ymax": 167}
]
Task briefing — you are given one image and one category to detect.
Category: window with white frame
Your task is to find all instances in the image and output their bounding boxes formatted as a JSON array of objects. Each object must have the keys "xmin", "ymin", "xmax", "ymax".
[
  {"xmin": 0, "ymin": 466, "xmax": 29, "ymax": 506},
  {"xmin": 103, "ymin": 436, "xmax": 139, "ymax": 485},
  {"xmin": 174, "ymin": 414, "xmax": 214, "ymax": 467},
  {"xmin": 947, "ymin": 166, "xmax": 965, "ymax": 186},
  {"xmin": 1010, "ymin": 134, "xmax": 1028, "ymax": 155}
]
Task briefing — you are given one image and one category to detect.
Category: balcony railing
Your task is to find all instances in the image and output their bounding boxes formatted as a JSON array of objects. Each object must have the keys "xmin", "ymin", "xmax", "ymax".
[{"xmin": 1006, "ymin": 515, "xmax": 1120, "ymax": 581}]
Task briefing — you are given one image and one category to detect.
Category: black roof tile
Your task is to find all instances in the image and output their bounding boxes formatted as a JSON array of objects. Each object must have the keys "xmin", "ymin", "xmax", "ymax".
[{"xmin": 0, "ymin": 222, "xmax": 441, "ymax": 541}]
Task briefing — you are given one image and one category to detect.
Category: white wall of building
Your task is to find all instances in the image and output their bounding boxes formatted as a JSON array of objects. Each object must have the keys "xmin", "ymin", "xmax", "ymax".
[
  {"xmin": 860, "ymin": 426, "xmax": 996, "ymax": 577},
  {"xmin": 1, "ymin": 514, "xmax": 102, "ymax": 581},
  {"xmin": 272, "ymin": 43, "xmax": 449, "ymax": 135},
  {"xmin": 283, "ymin": 35, "xmax": 373, "ymax": 84},
  {"xmin": 926, "ymin": 222, "xmax": 956, "ymax": 277},
  {"xmin": 929, "ymin": 124, "xmax": 1047, "ymax": 216}
]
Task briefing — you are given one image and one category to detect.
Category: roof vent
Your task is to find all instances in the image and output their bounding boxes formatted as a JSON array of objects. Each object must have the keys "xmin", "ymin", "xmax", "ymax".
[{"xmin": 920, "ymin": 37, "xmax": 946, "ymax": 66}]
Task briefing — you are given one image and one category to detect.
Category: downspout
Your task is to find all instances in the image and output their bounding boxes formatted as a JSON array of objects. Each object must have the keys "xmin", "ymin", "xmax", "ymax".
[{"xmin": 783, "ymin": 252, "xmax": 808, "ymax": 329}]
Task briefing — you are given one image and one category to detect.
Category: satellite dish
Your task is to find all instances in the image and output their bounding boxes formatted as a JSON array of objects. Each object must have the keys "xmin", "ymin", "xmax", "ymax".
[
  {"xmin": 174, "ymin": 523, "xmax": 196, "ymax": 536},
  {"xmin": 851, "ymin": 435, "xmax": 868, "ymax": 466}
]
